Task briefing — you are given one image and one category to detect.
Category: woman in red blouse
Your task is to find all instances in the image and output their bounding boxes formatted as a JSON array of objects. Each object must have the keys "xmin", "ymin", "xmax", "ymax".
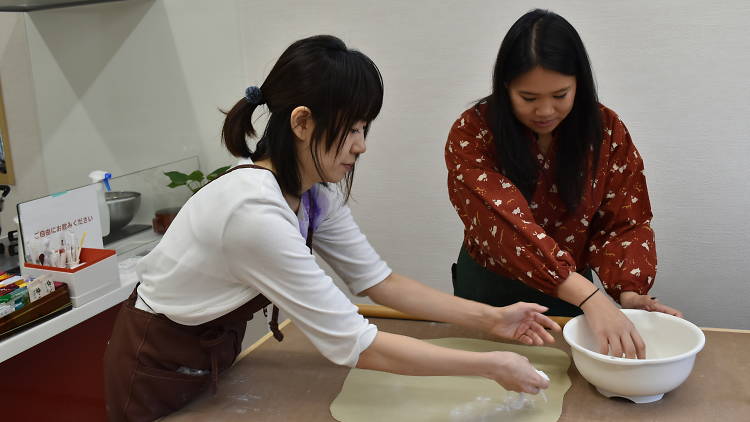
[{"xmin": 445, "ymin": 9, "xmax": 682, "ymax": 359}]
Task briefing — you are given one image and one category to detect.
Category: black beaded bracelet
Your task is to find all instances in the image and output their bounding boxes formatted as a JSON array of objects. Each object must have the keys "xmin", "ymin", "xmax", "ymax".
[{"xmin": 578, "ymin": 288, "xmax": 600, "ymax": 308}]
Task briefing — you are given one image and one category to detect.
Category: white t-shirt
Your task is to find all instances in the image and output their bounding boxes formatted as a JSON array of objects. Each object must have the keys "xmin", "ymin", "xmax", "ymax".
[{"xmin": 135, "ymin": 159, "xmax": 391, "ymax": 367}]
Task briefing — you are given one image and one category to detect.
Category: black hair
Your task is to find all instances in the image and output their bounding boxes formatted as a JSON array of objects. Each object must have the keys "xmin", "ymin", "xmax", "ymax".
[
  {"xmin": 482, "ymin": 9, "xmax": 601, "ymax": 212},
  {"xmin": 221, "ymin": 35, "xmax": 384, "ymax": 200}
]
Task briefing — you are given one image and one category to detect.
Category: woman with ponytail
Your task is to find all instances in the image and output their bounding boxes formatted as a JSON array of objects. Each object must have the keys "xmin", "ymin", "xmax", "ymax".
[
  {"xmin": 445, "ymin": 10, "xmax": 682, "ymax": 362},
  {"xmin": 105, "ymin": 35, "xmax": 559, "ymax": 421}
]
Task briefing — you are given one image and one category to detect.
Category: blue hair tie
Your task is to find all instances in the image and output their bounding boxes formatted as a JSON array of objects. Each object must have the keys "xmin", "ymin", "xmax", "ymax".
[{"xmin": 244, "ymin": 86, "xmax": 264, "ymax": 105}]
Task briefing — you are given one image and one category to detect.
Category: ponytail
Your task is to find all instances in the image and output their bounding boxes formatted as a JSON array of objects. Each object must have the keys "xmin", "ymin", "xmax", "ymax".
[{"xmin": 221, "ymin": 98, "xmax": 258, "ymax": 158}]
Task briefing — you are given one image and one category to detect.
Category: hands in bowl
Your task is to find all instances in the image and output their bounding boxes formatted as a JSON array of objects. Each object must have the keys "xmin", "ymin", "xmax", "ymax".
[{"xmin": 582, "ymin": 290, "xmax": 683, "ymax": 359}]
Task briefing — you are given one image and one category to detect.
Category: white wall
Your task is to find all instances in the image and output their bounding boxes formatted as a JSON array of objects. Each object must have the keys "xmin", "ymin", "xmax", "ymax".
[
  {"xmin": 0, "ymin": 13, "xmax": 49, "ymax": 239},
  {"xmin": 8, "ymin": 0, "xmax": 749, "ymax": 329},
  {"xmin": 235, "ymin": 0, "xmax": 750, "ymax": 329},
  {"xmin": 24, "ymin": 0, "xmax": 222, "ymax": 193}
]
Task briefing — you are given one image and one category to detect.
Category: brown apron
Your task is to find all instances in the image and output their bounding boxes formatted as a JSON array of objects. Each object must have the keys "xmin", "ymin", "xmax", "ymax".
[{"xmin": 104, "ymin": 165, "xmax": 308, "ymax": 421}]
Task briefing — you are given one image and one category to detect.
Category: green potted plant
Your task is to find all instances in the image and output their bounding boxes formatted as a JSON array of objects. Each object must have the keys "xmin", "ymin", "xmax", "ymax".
[
  {"xmin": 164, "ymin": 166, "xmax": 231, "ymax": 194},
  {"xmin": 153, "ymin": 165, "xmax": 230, "ymax": 233}
]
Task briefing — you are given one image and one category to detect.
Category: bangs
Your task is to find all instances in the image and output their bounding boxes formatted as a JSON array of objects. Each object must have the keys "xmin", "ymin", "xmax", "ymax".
[
  {"xmin": 304, "ymin": 42, "xmax": 384, "ymax": 202},
  {"xmin": 342, "ymin": 50, "xmax": 384, "ymax": 125},
  {"xmin": 318, "ymin": 49, "xmax": 384, "ymax": 151}
]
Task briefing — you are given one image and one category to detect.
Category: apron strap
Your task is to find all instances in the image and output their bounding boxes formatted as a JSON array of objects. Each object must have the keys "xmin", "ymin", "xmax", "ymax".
[
  {"xmin": 198, "ymin": 326, "xmax": 230, "ymax": 395},
  {"xmin": 269, "ymin": 305, "xmax": 283, "ymax": 341}
]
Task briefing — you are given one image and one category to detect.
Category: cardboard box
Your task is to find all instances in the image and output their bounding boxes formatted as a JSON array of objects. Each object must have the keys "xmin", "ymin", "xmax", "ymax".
[{"xmin": 22, "ymin": 248, "xmax": 119, "ymax": 307}]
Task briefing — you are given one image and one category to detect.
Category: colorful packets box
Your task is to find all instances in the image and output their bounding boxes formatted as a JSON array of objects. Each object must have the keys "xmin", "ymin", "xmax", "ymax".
[{"xmin": 0, "ymin": 275, "xmax": 71, "ymax": 340}]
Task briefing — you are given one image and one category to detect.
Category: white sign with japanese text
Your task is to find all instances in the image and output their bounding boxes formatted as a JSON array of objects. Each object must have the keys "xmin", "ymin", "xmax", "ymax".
[{"xmin": 17, "ymin": 184, "xmax": 104, "ymax": 257}]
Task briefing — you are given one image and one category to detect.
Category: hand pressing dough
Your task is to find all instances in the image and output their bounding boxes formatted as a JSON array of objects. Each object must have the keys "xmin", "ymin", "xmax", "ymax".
[{"xmin": 331, "ymin": 338, "xmax": 571, "ymax": 422}]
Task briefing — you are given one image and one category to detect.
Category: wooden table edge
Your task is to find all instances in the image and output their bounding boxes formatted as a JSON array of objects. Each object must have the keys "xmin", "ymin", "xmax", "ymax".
[{"xmin": 700, "ymin": 326, "xmax": 750, "ymax": 333}]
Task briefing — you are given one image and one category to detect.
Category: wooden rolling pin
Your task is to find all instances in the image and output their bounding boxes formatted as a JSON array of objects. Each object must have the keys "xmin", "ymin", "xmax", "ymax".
[{"xmin": 356, "ymin": 303, "xmax": 571, "ymax": 328}]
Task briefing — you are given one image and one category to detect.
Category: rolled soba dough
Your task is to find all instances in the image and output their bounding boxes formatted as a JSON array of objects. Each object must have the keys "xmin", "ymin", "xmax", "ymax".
[{"xmin": 330, "ymin": 338, "xmax": 571, "ymax": 422}]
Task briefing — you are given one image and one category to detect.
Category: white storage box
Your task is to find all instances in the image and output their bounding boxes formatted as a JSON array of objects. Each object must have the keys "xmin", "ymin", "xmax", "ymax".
[{"xmin": 22, "ymin": 248, "xmax": 119, "ymax": 307}]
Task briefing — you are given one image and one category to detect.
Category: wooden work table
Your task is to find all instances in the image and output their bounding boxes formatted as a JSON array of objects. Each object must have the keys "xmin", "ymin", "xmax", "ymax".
[{"xmin": 164, "ymin": 306, "xmax": 750, "ymax": 422}]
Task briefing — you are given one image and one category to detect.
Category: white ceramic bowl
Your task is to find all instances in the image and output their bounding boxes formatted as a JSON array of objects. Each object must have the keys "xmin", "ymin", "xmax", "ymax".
[{"xmin": 563, "ymin": 309, "xmax": 705, "ymax": 403}]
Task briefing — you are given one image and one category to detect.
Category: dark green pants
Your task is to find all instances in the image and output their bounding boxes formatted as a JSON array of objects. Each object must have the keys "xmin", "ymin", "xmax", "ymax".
[{"xmin": 452, "ymin": 245, "xmax": 592, "ymax": 317}]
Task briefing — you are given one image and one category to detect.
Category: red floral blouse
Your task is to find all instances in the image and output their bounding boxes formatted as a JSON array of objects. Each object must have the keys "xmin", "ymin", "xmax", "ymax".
[{"xmin": 445, "ymin": 102, "xmax": 656, "ymax": 303}]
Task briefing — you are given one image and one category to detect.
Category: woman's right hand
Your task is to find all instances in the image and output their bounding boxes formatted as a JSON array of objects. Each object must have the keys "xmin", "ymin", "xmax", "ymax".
[
  {"xmin": 483, "ymin": 351, "xmax": 550, "ymax": 394},
  {"xmin": 557, "ymin": 271, "xmax": 646, "ymax": 359},
  {"xmin": 580, "ymin": 290, "xmax": 646, "ymax": 359}
]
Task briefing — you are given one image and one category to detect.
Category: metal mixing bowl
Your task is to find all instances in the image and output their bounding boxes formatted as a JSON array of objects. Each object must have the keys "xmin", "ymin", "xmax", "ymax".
[{"xmin": 105, "ymin": 191, "xmax": 141, "ymax": 233}]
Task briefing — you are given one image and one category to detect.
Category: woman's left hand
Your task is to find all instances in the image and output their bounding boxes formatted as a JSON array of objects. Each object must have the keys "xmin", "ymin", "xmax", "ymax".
[
  {"xmin": 620, "ymin": 292, "xmax": 684, "ymax": 318},
  {"xmin": 485, "ymin": 302, "xmax": 560, "ymax": 345}
]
